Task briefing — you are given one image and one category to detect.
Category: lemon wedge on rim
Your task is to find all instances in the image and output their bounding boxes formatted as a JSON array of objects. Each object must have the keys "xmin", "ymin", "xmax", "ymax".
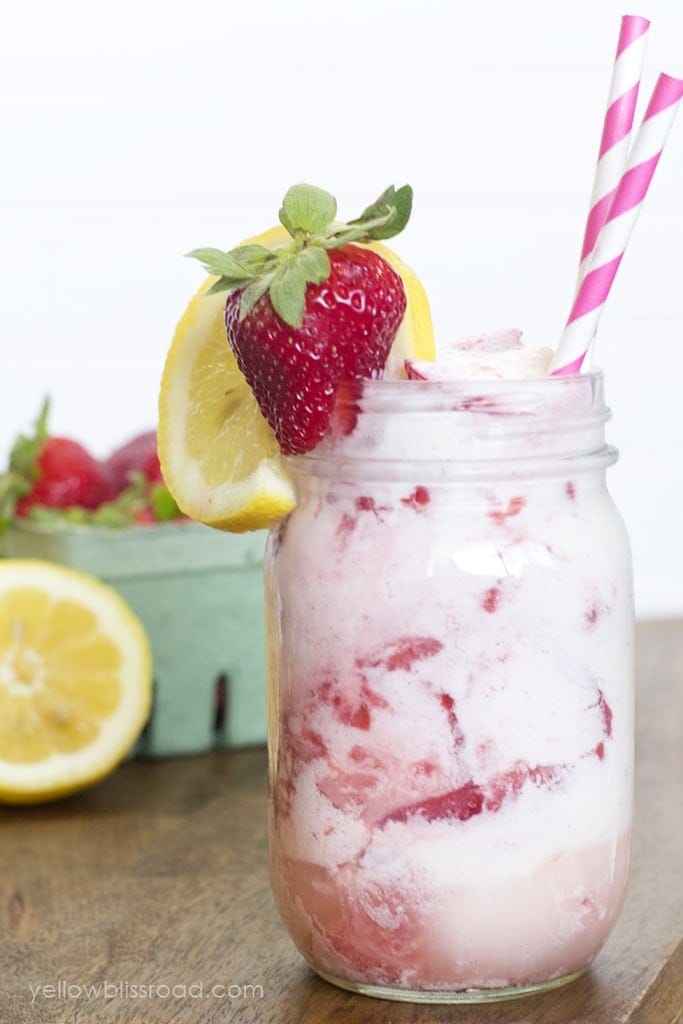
[
  {"xmin": 0, "ymin": 559, "xmax": 152, "ymax": 804},
  {"xmin": 158, "ymin": 225, "xmax": 435, "ymax": 534}
]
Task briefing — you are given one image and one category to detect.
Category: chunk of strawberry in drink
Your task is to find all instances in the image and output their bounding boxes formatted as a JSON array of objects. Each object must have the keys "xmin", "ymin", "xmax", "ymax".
[
  {"xmin": 380, "ymin": 782, "xmax": 485, "ymax": 827},
  {"xmin": 358, "ymin": 636, "xmax": 443, "ymax": 673}
]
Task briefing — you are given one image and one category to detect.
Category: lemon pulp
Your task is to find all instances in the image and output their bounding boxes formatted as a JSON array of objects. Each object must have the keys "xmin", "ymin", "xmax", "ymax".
[{"xmin": 0, "ymin": 560, "xmax": 152, "ymax": 803}]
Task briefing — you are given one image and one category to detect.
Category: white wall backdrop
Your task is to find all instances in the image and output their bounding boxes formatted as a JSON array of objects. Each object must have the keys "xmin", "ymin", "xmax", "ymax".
[{"xmin": 1, "ymin": 0, "xmax": 681, "ymax": 617}]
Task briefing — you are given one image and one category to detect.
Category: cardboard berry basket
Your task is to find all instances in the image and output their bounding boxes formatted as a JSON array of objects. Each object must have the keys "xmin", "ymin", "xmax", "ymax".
[{"xmin": 0, "ymin": 520, "xmax": 267, "ymax": 757}]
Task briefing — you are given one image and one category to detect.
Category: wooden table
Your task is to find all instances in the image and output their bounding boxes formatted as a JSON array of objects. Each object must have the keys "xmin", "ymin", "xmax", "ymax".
[{"xmin": 1, "ymin": 622, "xmax": 681, "ymax": 1024}]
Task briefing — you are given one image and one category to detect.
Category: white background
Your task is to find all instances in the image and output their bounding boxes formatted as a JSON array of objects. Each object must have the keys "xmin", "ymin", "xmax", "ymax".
[{"xmin": 1, "ymin": 0, "xmax": 681, "ymax": 618}]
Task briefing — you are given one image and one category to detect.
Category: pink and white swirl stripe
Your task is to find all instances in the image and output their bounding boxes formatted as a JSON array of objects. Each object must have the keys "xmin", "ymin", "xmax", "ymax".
[
  {"xmin": 577, "ymin": 15, "xmax": 650, "ymax": 277},
  {"xmin": 551, "ymin": 73, "xmax": 683, "ymax": 376}
]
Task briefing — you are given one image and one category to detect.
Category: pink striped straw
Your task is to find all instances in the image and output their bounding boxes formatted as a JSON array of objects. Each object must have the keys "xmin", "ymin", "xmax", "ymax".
[
  {"xmin": 550, "ymin": 73, "xmax": 683, "ymax": 376},
  {"xmin": 577, "ymin": 15, "xmax": 650, "ymax": 280}
]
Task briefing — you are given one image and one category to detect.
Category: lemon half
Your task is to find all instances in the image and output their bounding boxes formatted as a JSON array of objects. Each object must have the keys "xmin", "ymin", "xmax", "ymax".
[
  {"xmin": 0, "ymin": 560, "xmax": 152, "ymax": 804},
  {"xmin": 158, "ymin": 226, "xmax": 435, "ymax": 533}
]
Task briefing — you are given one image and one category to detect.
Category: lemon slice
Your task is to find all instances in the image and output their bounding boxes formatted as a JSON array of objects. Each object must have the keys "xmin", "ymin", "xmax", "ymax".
[
  {"xmin": 158, "ymin": 270, "xmax": 297, "ymax": 532},
  {"xmin": 0, "ymin": 560, "xmax": 152, "ymax": 804},
  {"xmin": 158, "ymin": 226, "xmax": 435, "ymax": 533},
  {"xmin": 369, "ymin": 241, "xmax": 435, "ymax": 367}
]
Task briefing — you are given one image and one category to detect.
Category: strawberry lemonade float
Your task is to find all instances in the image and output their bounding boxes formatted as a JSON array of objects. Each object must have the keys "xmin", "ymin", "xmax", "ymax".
[
  {"xmin": 158, "ymin": 179, "xmax": 637, "ymax": 1002},
  {"xmin": 264, "ymin": 350, "xmax": 633, "ymax": 1001}
]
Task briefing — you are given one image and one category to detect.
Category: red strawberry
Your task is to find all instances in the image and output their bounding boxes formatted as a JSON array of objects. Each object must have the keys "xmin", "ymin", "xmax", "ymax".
[
  {"xmin": 189, "ymin": 183, "xmax": 413, "ymax": 455},
  {"xmin": 1, "ymin": 401, "xmax": 111, "ymax": 521},
  {"xmin": 357, "ymin": 636, "xmax": 443, "ymax": 673},
  {"xmin": 225, "ymin": 246, "xmax": 405, "ymax": 454},
  {"xmin": 104, "ymin": 430, "xmax": 162, "ymax": 495},
  {"xmin": 104, "ymin": 431, "xmax": 187, "ymax": 524},
  {"xmin": 327, "ymin": 379, "xmax": 361, "ymax": 441},
  {"xmin": 16, "ymin": 437, "xmax": 111, "ymax": 515},
  {"xmin": 380, "ymin": 782, "xmax": 484, "ymax": 827},
  {"xmin": 0, "ymin": 403, "xmax": 189, "ymax": 528}
]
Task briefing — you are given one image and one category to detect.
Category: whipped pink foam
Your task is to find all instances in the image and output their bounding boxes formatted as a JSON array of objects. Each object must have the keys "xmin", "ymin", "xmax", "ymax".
[{"xmin": 398, "ymin": 329, "xmax": 553, "ymax": 382}]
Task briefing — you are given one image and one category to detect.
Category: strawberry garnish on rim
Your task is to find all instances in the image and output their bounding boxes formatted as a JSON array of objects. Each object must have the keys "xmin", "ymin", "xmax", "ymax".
[{"xmin": 188, "ymin": 183, "xmax": 413, "ymax": 454}]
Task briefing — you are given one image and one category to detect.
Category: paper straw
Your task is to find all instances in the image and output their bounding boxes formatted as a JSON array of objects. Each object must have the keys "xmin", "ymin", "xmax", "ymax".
[
  {"xmin": 550, "ymin": 73, "xmax": 683, "ymax": 376},
  {"xmin": 577, "ymin": 15, "xmax": 650, "ymax": 281}
]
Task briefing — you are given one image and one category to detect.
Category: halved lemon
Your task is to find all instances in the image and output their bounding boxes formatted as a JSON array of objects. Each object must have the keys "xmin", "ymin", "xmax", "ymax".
[
  {"xmin": 158, "ymin": 226, "xmax": 435, "ymax": 533},
  {"xmin": 0, "ymin": 560, "xmax": 152, "ymax": 804}
]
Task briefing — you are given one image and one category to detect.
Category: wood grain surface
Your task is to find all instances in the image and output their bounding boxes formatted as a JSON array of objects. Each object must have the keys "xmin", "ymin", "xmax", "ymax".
[{"xmin": 1, "ymin": 621, "xmax": 681, "ymax": 1024}]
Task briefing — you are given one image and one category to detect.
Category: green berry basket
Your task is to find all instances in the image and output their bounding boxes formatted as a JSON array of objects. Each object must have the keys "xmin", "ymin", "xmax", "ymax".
[{"xmin": 0, "ymin": 521, "xmax": 268, "ymax": 757}]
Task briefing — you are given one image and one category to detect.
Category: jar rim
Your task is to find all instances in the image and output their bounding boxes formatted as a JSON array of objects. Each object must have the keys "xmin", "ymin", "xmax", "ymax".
[
  {"xmin": 366, "ymin": 370, "xmax": 601, "ymax": 388},
  {"xmin": 291, "ymin": 370, "xmax": 615, "ymax": 481},
  {"xmin": 334, "ymin": 371, "xmax": 605, "ymax": 413}
]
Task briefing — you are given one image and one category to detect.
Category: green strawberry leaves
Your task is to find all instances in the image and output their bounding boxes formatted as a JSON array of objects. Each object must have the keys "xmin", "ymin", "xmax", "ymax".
[
  {"xmin": 238, "ymin": 274, "xmax": 276, "ymax": 320},
  {"xmin": 9, "ymin": 397, "xmax": 49, "ymax": 479},
  {"xmin": 348, "ymin": 184, "xmax": 413, "ymax": 240},
  {"xmin": 279, "ymin": 184, "xmax": 337, "ymax": 237},
  {"xmin": 150, "ymin": 483, "xmax": 182, "ymax": 522},
  {"xmin": 187, "ymin": 248, "xmax": 253, "ymax": 280},
  {"xmin": 188, "ymin": 182, "xmax": 413, "ymax": 328},
  {"xmin": 0, "ymin": 474, "xmax": 30, "ymax": 532},
  {"xmin": 10, "ymin": 473, "xmax": 183, "ymax": 530},
  {"xmin": 189, "ymin": 244, "xmax": 277, "ymax": 296},
  {"xmin": 295, "ymin": 245, "xmax": 331, "ymax": 281},
  {"xmin": 240, "ymin": 245, "xmax": 331, "ymax": 326},
  {"xmin": 0, "ymin": 398, "xmax": 49, "ymax": 531},
  {"xmin": 268, "ymin": 247, "xmax": 331, "ymax": 327}
]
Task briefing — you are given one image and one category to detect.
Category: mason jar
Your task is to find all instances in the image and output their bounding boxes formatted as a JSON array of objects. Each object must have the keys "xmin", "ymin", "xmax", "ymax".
[{"xmin": 264, "ymin": 372, "xmax": 633, "ymax": 1003}]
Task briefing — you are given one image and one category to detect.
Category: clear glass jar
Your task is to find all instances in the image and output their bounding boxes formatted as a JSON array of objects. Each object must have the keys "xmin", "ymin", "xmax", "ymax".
[{"xmin": 265, "ymin": 373, "xmax": 633, "ymax": 1003}]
